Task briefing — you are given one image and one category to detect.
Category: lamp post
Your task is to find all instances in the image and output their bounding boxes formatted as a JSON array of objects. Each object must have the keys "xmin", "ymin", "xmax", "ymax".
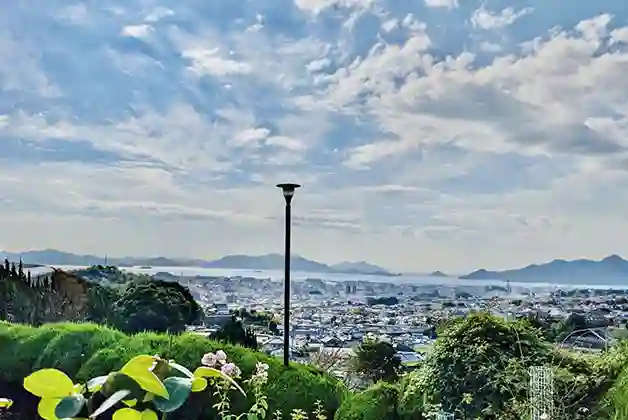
[{"xmin": 277, "ymin": 183, "xmax": 300, "ymax": 367}]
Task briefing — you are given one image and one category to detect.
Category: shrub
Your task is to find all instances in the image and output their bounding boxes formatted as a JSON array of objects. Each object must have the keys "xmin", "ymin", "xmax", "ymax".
[
  {"xmin": 415, "ymin": 312, "xmax": 616, "ymax": 420},
  {"xmin": 0, "ymin": 322, "xmax": 345, "ymax": 419},
  {"xmin": 334, "ymin": 382, "xmax": 399, "ymax": 420}
]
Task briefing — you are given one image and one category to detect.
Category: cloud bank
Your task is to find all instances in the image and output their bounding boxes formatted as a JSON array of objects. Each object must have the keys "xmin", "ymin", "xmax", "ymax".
[{"xmin": 1, "ymin": 0, "xmax": 628, "ymax": 272}]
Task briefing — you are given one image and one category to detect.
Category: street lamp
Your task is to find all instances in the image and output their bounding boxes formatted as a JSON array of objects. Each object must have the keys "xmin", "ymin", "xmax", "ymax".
[{"xmin": 277, "ymin": 183, "xmax": 300, "ymax": 367}]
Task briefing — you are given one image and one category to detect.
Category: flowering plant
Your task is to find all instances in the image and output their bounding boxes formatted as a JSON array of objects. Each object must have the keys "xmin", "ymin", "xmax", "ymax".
[
  {"xmin": 20, "ymin": 350, "xmax": 327, "ymax": 420},
  {"xmin": 22, "ymin": 352, "xmax": 245, "ymax": 420},
  {"xmin": 200, "ymin": 349, "xmax": 269, "ymax": 420}
]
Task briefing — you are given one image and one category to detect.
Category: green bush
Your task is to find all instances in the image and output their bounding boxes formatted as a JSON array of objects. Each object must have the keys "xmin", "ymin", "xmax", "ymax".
[
  {"xmin": 413, "ymin": 312, "xmax": 616, "ymax": 420},
  {"xmin": 334, "ymin": 382, "xmax": 399, "ymax": 420},
  {"xmin": 0, "ymin": 322, "xmax": 345, "ymax": 419}
]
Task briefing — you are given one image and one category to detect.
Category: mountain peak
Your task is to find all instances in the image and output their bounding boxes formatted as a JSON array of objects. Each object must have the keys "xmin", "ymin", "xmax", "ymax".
[
  {"xmin": 460, "ymin": 254, "xmax": 628, "ymax": 283},
  {"xmin": 602, "ymin": 254, "xmax": 625, "ymax": 263}
]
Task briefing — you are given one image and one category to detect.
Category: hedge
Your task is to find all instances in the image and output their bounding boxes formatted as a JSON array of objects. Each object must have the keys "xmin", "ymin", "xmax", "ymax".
[
  {"xmin": 334, "ymin": 382, "xmax": 399, "ymax": 420},
  {"xmin": 0, "ymin": 321, "xmax": 346, "ymax": 419}
]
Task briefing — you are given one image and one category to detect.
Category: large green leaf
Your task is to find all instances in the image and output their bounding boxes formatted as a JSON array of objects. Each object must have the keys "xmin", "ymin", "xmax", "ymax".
[
  {"xmin": 37, "ymin": 398, "xmax": 62, "ymax": 420},
  {"xmin": 152, "ymin": 377, "xmax": 192, "ymax": 413},
  {"xmin": 90, "ymin": 389, "xmax": 131, "ymax": 418},
  {"xmin": 102, "ymin": 373, "xmax": 144, "ymax": 401},
  {"xmin": 55, "ymin": 394, "xmax": 86, "ymax": 419},
  {"xmin": 24, "ymin": 369, "xmax": 74, "ymax": 398},
  {"xmin": 120, "ymin": 356, "xmax": 168, "ymax": 398}
]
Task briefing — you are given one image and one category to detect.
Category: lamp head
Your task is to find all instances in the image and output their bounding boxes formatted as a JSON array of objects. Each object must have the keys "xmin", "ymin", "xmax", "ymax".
[{"xmin": 277, "ymin": 183, "xmax": 301, "ymax": 204}]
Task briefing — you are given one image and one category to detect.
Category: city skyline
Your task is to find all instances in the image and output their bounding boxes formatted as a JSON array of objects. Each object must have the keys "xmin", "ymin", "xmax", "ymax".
[{"xmin": 1, "ymin": 1, "xmax": 628, "ymax": 272}]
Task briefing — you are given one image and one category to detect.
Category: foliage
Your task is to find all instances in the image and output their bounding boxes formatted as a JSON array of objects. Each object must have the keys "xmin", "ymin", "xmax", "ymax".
[
  {"xmin": 113, "ymin": 279, "xmax": 202, "ymax": 334},
  {"xmin": 85, "ymin": 284, "xmax": 123, "ymax": 325},
  {"xmin": 0, "ymin": 263, "xmax": 201, "ymax": 334},
  {"xmin": 22, "ymin": 353, "xmax": 247, "ymax": 420},
  {"xmin": 334, "ymin": 382, "xmax": 399, "ymax": 420},
  {"xmin": 352, "ymin": 337, "xmax": 400, "ymax": 383},
  {"xmin": 0, "ymin": 260, "xmax": 91, "ymax": 325},
  {"xmin": 234, "ymin": 308, "xmax": 274, "ymax": 327},
  {"xmin": 405, "ymin": 312, "xmax": 617, "ymax": 420},
  {"xmin": 0, "ymin": 321, "xmax": 345, "ymax": 418},
  {"xmin": 212, "ymin": 316, "xmax": 258, "ymax": 350}
]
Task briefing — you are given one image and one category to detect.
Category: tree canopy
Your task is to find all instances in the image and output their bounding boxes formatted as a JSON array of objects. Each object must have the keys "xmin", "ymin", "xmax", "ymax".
[
  {"xmin": 353, "ymin": 336, "xmax": 401, "ymax": 383},
  {"xmin": 113, "ymin": 279, "xmax": 202, "ymax": 334}
]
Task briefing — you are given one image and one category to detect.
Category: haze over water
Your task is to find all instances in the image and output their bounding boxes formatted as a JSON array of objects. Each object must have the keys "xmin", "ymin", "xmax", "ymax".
[{"xmin": 51, "ymin": 265, "xmax": 623, "ymax": 291}]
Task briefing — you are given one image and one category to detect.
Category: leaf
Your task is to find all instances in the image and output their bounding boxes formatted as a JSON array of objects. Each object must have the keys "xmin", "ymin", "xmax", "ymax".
[
  {"xmin": 112, "ymin": 407, "xmax": 142, "ymax": 420},
  {"xmin": 121, "ymin": 356, "xmax": 157, "ymax": 374},
  {"xmin": 90, "ymin": 389, "xmax": 131, "ymax": 418},
  {"xmin": 87, "ymin": 375, "xmax": 110, "ymax": 392},
  {"xmin": 152, "ymin": 377, "xmax": 192, "ymax": 413},
  {"xmin": 168, "ymin": 361, "xmax": 194, "ymax": 378},
  {"xmin": 38, "ymin": 397, "xmax": 62, "ymax": 420},
  {"xmin": 141, "ymin": 409, "xmax": 159, "ymax": 420},
  {"xmin": 194, "ymin": 367, "xmax": 246, "ymax": 397},
  {"xmin": 120, "ymin": 357, "xmax": 168, "ymax": 398},
  {"xmin": 55, "ymin": 394, "xmax": 86, "ymax": 419},
  {"xmin": 123, "ymin": 399, "xmax": 138, "ymax": 407},
  {"xmin": 191, "ymin": 377, "xmax": 208, "ymax": 392},
  {"xmin": 0, "ymin": 398, "xmax": 12, "ymax": 409},
  {"xmin": 24, "ymin": 369, "xmax": 74, "ymax": 398},
  {"xmin": 102, "ymin": 372, "xmax": 144, "ymax": 400}
]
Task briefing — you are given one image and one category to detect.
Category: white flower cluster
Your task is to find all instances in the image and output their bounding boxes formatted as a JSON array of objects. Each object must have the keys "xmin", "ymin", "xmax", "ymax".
[
  {"xmin": 252, "ymin": 362, "xmax": 269, "ymax": 385},
  {"xmin": 201, "ymin": 349, "xmax": 242, "ymax": 378}
]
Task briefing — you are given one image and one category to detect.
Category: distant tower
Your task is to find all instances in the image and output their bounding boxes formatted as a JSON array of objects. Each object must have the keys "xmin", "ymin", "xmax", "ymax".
[
  {"xmin": 529, "ymin": 366, "xmax": 554, "ymax": 420},
  {"xmin": 104, "ymin": 254, "xmax": 108, "ymax": 266},
  {"xmin": 436, "ymin": 412, "xmax": 454, "ymax": 420}
]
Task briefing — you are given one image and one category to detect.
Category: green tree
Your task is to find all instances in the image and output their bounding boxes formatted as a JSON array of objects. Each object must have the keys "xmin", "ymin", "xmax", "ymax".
[
  {"xmin": 211, "ymin": 315, "xmax": 258, "ymax": 350},
  {"xmin": 268, "ymin": 320, "xmax": 280, "ymax": 335},
  {"xmin": 113, "ymin": 279, "xmax": 201, "ymax": 334},
  {"xmin": 353, "ymin": 337, "xmax": 401, "ymax": 383},
  {"xmin": 85, "ymin": 284, "xmax": 122, "ymax": 324}
]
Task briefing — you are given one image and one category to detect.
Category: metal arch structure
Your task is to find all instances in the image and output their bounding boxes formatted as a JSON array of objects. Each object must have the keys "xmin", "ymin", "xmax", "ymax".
[
  {"xmin": 529, "ymin": 366, "xmax": 554, "ymax": 420},
  {"xmin": 558, "ymin": 327, "xmax": 613, "ymax": 352}
]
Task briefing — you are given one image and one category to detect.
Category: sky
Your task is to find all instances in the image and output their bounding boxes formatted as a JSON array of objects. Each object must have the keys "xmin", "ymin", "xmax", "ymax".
[{"xmin": 1, "ymin": 0, "xmax": 628, "ymax": 274}]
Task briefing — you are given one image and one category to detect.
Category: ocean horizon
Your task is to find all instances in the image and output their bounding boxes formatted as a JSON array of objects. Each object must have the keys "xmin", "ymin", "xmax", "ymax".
[{"xmin": 46, "ymin": 265, "xmax": 627, "ymax": 291}]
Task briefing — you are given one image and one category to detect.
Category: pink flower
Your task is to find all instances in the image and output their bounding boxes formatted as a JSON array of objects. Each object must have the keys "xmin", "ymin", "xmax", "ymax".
[
  {"xmin": 221, "ymin": 362, "xmax": 241, "ymax": 378},
  {"xmin": 201, "ymin": 352, "xmax": 218, "ymax": 367},
  {"xmin": 216, "ymin": 350, "xmax": 227, "ymax": 365}
]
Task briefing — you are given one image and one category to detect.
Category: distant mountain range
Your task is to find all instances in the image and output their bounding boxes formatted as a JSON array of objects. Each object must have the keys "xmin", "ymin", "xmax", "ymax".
[
  {"xmin": 460, "ymin": 254, "xmax": 628, "ymax": 283},
  {"xmin": 0, "ymin": 249, "xmax": 397, "ymax": 276}
]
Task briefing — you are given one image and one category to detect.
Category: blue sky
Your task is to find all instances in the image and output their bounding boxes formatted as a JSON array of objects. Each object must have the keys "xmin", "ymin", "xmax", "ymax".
[{"xmin": 1, "ymin": 0, "xmax": 628, "ymax": 273}]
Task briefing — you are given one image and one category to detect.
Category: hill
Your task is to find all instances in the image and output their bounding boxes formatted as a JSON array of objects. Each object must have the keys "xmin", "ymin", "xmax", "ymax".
[
  {"xmin": 0, "ymin": 249, "xmax": 395, "ymax": 276},
  {"xmin": 460, "ymin": 254, "xmax": 628, "ymax": 283},
  {"xmin": 330, "ymin": 261, "xmax": 397, "ymax": 276}
]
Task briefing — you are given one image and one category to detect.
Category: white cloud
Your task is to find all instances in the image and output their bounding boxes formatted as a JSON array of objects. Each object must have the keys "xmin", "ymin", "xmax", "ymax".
[
  {"xmin": 183, "ymin": 48, "xmax": 252, "ymax": 76},
  {"xmin": 121, "ymin": 24, "xmax": 153, "ymax": 39},
  {"xmin": 2, "ymin": 2, "xmax": 628, "ymax": 273},
  {"xmin": 424, "ymin": 0, "xmax": 459, "ymax": 10},
  {"xmin": 471, "ymin": 6, "xmax": 534, "ymax": 30}
]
